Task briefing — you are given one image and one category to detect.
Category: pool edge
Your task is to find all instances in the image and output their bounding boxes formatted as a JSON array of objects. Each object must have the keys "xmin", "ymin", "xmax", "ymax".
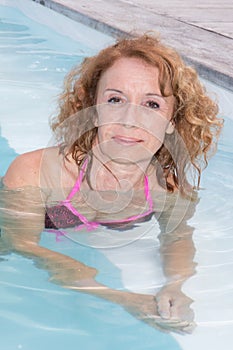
[{"xmin": 29, "ymin": 0, "xmax": 233, "ymax": 93}]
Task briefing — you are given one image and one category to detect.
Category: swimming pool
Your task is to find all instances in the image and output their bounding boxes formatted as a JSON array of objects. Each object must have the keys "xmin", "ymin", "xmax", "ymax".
[{"xmin": 0, "ymin": 1, "xmax": 233, "ymax": 350}]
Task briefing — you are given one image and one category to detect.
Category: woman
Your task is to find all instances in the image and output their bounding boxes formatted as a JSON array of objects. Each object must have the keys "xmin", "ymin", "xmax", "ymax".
[{"xmin": 1, "ymin": 33, "xmax": 222, "ymax": 333}]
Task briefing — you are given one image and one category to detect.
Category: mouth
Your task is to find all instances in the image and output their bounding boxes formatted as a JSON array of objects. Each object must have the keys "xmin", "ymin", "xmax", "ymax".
[{"xmin": 112, "ymin": 135, "xmax": 143, "ymax": 145}]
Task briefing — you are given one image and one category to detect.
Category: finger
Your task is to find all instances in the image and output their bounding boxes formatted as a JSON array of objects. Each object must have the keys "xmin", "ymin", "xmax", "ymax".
[
  {"xmin": 155, "ymin": 295, "xmax": 171, "ymax": 319},
  {"xmin": 180, "ymin": 321, "xmax": 196, "ymax": 334},
  {"xmin": 161, "ymin": 321, "xmax": 192, "ymax": 334},
  {"xmin": 169, "ymin": 299, "xmax": 194, "ymax": 323},
  {"xmin": 161, "ymin": 315, "xmax": 196, "ymax": 334},
  {"xmin": 153, "ymin": 314, "xmax": 193, "ymax": 334},
  {"xmin": 143, "ymin": 314, "xmax": 188, "ymax": 332}
]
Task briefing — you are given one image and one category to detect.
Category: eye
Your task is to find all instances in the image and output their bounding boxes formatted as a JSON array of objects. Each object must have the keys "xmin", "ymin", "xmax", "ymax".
[
  {"xmin": 107, "ymin": 96, "xmax": 123, "ymax": 104},
  {"xmin": 145, "ymin": 100, "xmax": 160, "ymax": 109}
]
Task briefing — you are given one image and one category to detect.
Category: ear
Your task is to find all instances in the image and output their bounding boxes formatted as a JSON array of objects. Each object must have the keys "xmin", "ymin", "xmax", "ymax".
[
  {"xmin": 166, "ymin": 121, "xmax": 175, "ymax": 134},
  {"xmin": 93, "ymin": 116, "xmax": 98, "ymax": 127}
]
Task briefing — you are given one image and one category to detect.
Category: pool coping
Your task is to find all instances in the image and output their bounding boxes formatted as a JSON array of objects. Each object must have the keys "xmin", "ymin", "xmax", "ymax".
[{"xmin": 31, "ymin": 0, "xmax": 233, "ymax": 92}]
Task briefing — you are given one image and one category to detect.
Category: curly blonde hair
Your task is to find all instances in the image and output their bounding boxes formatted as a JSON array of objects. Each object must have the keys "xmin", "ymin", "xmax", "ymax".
[{"xmin": 50, "ymin": 33, "xmax": 223, "ymax": 195}]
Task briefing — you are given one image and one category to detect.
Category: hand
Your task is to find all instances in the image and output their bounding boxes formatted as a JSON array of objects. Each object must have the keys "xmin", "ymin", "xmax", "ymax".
[
  {"xmin": 120, "ymin": 291, "xmax": 194, "ymax": 334},
  {"xmin": 155, "ymin": 282, "xmax": 195, "ymax": 333}
]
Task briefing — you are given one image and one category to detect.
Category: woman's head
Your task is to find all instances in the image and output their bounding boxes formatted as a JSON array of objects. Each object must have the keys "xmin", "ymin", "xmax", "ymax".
[
  {"xmin": 51, "ymin": 33, "xmax": 223, "ymax": 194},
  {"xmin": 94, "ymin": 56, "xmax": 175, "ymax": 169}
]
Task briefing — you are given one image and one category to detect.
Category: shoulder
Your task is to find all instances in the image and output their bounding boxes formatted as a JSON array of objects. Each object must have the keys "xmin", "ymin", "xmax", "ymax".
[{"xmin": 3, "ymin": 148, "xmax": 56, "ymax": 188}]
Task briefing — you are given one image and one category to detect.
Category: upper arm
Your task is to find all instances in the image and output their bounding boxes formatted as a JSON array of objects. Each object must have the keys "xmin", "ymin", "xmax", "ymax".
[
  {"xmin": 3, "ymin": 150, "xmax": 43, "ymax": 189},
  {"xmin": 1, "ymin": 150, "xmax": 46, "ymax": 247},
  {"xmin": 157, "ymin": 192, "xmax": 199, "ymax": 240}
]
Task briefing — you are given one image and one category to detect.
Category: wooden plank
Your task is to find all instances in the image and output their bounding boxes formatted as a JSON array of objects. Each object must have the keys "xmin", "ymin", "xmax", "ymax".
[
  {"xmin": 193, "ymin": 23, "xmax": 233, "ymax": 38},
  {"xmin": 156, "ymin": 9, "xmax": 233, "ymax": 23},
  {"xmin": 32, "ymin": 0, "xmax": 233, "ymax": 91}
]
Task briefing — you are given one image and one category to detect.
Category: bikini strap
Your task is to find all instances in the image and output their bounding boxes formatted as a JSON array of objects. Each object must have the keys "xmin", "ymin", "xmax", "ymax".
[
  {"xmin": 66, "ymin": 158, "xmax": 88, "ymax": 201},
  {"xmin": 62, "ymin": 162, "xmax": 154, "ymax": 228},
  {"xmin": 144, "ymin": 175, "xmax": 154, "ymax": 211}
]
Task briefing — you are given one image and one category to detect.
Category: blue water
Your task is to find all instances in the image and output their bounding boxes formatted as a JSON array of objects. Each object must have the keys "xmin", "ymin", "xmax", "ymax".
[
  {"xmin": 0, "ymin": 3, "xmax": 184, "ymax": 350},
  {"xmin": 0, "ymin": 2, "xmax": 111, "ymax": 158}
]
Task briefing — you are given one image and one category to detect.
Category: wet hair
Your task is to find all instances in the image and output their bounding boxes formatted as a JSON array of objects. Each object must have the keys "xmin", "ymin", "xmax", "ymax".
[{"xmin": 50, "ymin": 33, "xmax": 223, "ymax": 195}]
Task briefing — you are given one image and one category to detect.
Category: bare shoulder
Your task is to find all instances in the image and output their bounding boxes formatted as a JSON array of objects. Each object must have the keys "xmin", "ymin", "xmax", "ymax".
[{"xmin": 3, "ymin": 147, "xmax": 58, "ymax": 188}]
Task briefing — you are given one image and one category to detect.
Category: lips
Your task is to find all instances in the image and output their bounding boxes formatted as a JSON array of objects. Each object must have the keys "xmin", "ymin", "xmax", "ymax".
[{"xmin": 112, "ymin": 135, "xmax": 143, "ymax": 145}]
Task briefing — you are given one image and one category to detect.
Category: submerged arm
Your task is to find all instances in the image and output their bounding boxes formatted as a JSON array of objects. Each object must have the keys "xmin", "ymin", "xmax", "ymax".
[{"xmin": 156, "ymin": 193, "xmax": 198, "ymax": 330}]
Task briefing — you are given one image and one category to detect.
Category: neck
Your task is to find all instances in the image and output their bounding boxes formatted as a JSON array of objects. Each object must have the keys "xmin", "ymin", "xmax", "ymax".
[{"xmin": 89, "ymin": 155, "xmax": 152, "ymax": 192}]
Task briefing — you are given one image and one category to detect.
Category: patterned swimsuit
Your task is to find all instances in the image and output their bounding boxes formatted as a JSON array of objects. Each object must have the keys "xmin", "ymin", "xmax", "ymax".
[{"xmin": 45, "ymin": 158, "xmax": 154, "ymax": 232}]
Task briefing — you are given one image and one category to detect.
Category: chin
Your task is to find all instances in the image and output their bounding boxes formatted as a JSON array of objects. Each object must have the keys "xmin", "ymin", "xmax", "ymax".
[{"xmin": 97, "ymin": 141, "xmax": 158, "ymax": 165}]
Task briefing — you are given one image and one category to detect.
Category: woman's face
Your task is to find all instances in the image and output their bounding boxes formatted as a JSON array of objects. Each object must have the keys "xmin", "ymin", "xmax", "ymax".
[{"xmin": 94, "ymin": 57, "xmax": 175, "ymax": 165}]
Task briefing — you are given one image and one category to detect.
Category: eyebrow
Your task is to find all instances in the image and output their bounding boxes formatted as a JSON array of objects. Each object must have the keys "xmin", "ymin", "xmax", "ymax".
[
  {"xmin": 145, "ymin": 93, "xmax": 164, "ymax": 98},
  {"xmin": 104, "ymin": 88, "xmax": 123, "ymax": 94},
  {"xmin": 104, "ymin": 89, "xmax": 164, "ymax": 99}
]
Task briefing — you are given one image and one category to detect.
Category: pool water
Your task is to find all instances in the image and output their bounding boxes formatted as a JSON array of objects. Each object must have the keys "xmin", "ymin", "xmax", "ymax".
[{"xmin": 0, "ymin": 1, "xmax": 233, "ymax": 350}]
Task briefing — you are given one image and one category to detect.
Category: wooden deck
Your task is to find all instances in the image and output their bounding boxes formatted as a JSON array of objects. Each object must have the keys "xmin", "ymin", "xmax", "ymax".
[{"xmin": 33, "ymin": 0, "xmax": 233, "ymax": 91}]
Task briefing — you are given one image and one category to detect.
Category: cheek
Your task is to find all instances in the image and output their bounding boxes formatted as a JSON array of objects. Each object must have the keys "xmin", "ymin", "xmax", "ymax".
[
  {"xmin": 96, "ymin": 125, "xmax": 112, "ymax": 142},
  {"xmin": 142, "ymin": 127, "xmax": 167, "ymax": 154},
  {"xmin": 138, "ymin": 111, "xmax": 170, "ymax": 137},
  {"xmin": 141, "ymin": 122, "xmax": 168, "ymax": 144}
]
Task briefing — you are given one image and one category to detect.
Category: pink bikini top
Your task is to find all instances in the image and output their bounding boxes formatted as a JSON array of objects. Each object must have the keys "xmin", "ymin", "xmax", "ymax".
[{"xmin": 45, "ymin": 158, "xmax": 154, "ymax": 232}]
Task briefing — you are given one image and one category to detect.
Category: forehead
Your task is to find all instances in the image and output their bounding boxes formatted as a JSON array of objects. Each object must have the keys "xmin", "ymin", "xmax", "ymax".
[{"xmin": 99, "ymin": 57, "xmax": 160, "ymax": 87}]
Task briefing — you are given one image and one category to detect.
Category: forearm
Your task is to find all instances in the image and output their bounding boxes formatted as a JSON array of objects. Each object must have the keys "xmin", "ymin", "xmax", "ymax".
[
  {"xmin": 157, "ymin": 224, "xmax": 196, "ymax": 326},
  {"xmin": 160, "ymin": 231, "xmax": 196, "ymax": 284},
  {"xmin": 157, "ymin": 194, "xmax": 198, "ymax": 285},
  {"xmin": 6, "ymin": 233, "xmax": 130, "ymax": 305}
]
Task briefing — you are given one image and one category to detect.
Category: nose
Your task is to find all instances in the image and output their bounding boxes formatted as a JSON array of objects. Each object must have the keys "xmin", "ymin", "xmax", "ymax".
[{"xmin": 121, "ymin": 103, "xmax": 140, "ymax": 128}]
